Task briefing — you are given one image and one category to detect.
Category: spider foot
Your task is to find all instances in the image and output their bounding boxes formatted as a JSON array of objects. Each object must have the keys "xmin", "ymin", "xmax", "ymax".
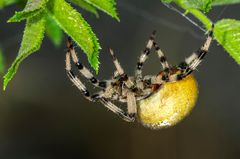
[{"xmin": 119, "ymin": 112, "xmax": 135, "ymax": 122}]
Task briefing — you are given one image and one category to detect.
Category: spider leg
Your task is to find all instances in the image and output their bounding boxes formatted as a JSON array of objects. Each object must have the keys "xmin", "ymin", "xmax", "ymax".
[
  {"xmin": 109, "ymin": 48, "xmax": 124, "ymax": 76},
  {"xmin": 135, "ymin": 31, "xmax": 156, "ymax": 79},
  {"xmin": 153, "ymin": 42, "xmax": 170, "ymax": 70},
  {"xmin": 66, "ymin": 51, "xmax": 93, "ymax": 100},
  {"xmin": 135, "ymin": 31, "xmax": 170, "ymax": 82},
  {"xmin": 100, "ymin": 98, "xmax": 135, "ymax": 122},
  {"xmin": 172, "ymin": 27, "xmax": 214, "ymax": 81},
  {"xmin": 66, "ymin": 51, "xmax": 134, "ymax": 122},
  {"xmin": 109, "ymin": 49, "xmax": 135, "ymax": 88},
  {"xmin": 113, "ymin": 70, "xmax": 119, "ymax": 79},
  {"xmin": 126, "ymin": 91, "xmax": 137, "ymax": 116},
  {"xmin": 67, "ymin": 37, "xmax": 109, "ymax": 89},
  {"xmin": 153, "ymin": 41, "xmax": 170, "ymax": 81}
]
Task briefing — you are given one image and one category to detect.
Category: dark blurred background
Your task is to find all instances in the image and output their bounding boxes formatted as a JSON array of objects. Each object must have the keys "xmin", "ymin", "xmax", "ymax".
[{"xmin": 0, "ymin": 0, "xmax": 240, "ymax": 159}]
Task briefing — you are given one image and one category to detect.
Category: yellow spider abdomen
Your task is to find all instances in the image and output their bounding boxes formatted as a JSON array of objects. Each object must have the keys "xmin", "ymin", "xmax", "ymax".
[{"xmin": 137, "ymin": 74, "xmax": 198, "ymax": 129}]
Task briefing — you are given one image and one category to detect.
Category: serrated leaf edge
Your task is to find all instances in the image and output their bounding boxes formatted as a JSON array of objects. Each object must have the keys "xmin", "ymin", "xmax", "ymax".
[
  {"xmin": 46, "ymin": 0, "xmax": 100, "ymax": 72},
  {"xmin": 3, "ymin": 15, "xmax": 46, "ymax": 90},
  {"xmin": 83, "ymin": 0, "xmax": 119, "ymax": 21}
]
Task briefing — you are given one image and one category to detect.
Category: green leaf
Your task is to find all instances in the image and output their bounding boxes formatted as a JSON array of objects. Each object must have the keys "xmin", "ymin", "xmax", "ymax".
[
  {"xmin": 0, "ymin": 0, "xmax": 18, "ymax": 9},
  {"xmin": 3, "ymin": 13, "xmax": 46, "ymax": 90},
  {"xmin": 175, "ymin": 0, "xmax": 213, "ymax": 13},
  {"xmin": 8, "ymin": 0, "xmax": 49, "ymax": 22},
  {"xmin": 0, "ymin": 48, "xmax": 5, "ymax": 73},
  {"xmin": 214, "ymin": 19, "xmax": 240, "ymax": 64},
  {"xmin": 47, "ymin": 0, "xmax": 100, "ymax": 72},
  {"xmin": 46, "ymin": 15, "xmax": 63, "ymax": 47},
  {"xmin": 82, "ymin": 0, "xmax": 119, "ymax": 21},
  {"xmin": 212, "ymin": 0, "xmax": 240, "ymax": 5},
  {"xmin": 70, "ymin": 0, "xmax": 99, "ymax": 17}
]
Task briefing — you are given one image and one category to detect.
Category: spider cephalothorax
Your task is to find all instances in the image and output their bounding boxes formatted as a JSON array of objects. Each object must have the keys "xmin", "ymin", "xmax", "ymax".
[{"xmin": 65, "ymin": 28, "xmax": 213, "ymax": 129}]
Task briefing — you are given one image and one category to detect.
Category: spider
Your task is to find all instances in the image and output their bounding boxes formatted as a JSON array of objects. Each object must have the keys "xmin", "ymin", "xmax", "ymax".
[{"xmin": 65, "ymin": 27, "xmax": 213, "ymax": 129}]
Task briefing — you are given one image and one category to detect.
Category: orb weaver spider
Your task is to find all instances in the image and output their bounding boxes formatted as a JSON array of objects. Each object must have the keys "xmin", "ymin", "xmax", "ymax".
[{"xmin": 65, "ymin": 27, "xmax": 213, "ymax": 129}]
